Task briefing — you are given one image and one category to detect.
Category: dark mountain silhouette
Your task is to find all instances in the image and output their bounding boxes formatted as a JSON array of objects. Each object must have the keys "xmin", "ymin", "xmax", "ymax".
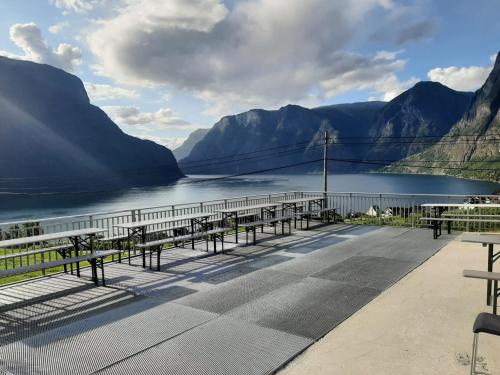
[
  {"xmin": 0, "ymin": 56, "xmax": 183, "ymax": 193},
  {"xmin": 180, "ymin": 83, "xmax": 473, "ymax": 175},
  {"xmin": 388, "ymin": 52, "xmax": 500, "ymax": 181}
]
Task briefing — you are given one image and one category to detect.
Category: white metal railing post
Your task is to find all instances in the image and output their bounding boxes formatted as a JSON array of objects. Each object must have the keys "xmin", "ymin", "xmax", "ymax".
[
  {"xmin": 131, "ymin": 210, "xmax": 136, "ymax": 223},
  {"xmin": 379, "ymin": 194, "xmax": 382, "ymax": 225},
  {"xmin": 349, "ymin": 193, "xmax": 352, "ymax": 220}
]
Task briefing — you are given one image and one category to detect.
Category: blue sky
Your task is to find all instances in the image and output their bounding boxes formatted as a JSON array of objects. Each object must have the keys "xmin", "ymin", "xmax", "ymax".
[{"xmin": 0, "ymin": 0, "xmax": 498, "ymax": 149}]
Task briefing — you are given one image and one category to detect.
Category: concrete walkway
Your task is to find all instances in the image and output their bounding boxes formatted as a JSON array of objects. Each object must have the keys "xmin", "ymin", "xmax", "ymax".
[{"xmin": 279, "ymin": 238, "xmax": 500, "ymax": 375}]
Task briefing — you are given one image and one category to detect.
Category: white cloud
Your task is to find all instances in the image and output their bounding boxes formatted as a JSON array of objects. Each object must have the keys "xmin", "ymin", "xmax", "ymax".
[
  {"xmin": 49, "ymin": 21, "xmax": 69, "ymax": 34},
  {"xmin": 87, "ymin": 0, "xmax": 422, "ymax": 117},
  {"xmin": 101, "ymin": 105, "xmax": 193, "ymax": 129},
  {"xmin": 83, "ymin": 81, "xmax": 139, "ymax": 102},
  {"xmin": 49, "ymin": 0, "xmax": 94, "ymax": 12},
  {"xmin": 320, "ymin": 52, "xmax": 419, "ymax": 102},
  {"xmin": 427, "ymin": 63, "xmax": 493, "ymax": 92},
  {"xmin": 5, "ymin": 23, "xmax": 81, "ymax": 72}
]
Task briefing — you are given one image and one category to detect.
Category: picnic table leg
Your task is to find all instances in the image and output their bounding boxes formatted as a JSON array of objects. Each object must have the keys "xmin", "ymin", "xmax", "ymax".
[
  {"xmin": 235, "ymin": 212, "xmax": 239, "ymax": 244},
  {"xmin": 493, "ymin": 280, "xmax": 498, "ymax": 315},
  {"xmin": 141, "ymin": 226, "xmax": 147, "ymax": 268},
  {"xmin": 157, "ymin": 248, "xmax": 161, "ymax": 272},
  {"xmin": 293, "ymin": 204, "xmax": 297, "ymax": 229},
  {"xmin": 100, "ymin": 258, "xmax": 106, "ymax": 287},
  {"xmin": 90, "ymin": 259, "xmax": 97, "ymax": 285},
  {"xmin": 487, "ymin": 245, "xmax": 494, "ymax": 306},
  {"xmin": 73, "ymin": 237, "xmax": 81, "ymax": 278},
  {"xmin": 191, "ymin": 219, "xmax": 195, "ymax": 250},
  {"xmin": 261, "ymin": 209, "xmax": 264, "ymax": 233},
  {"xmin": 127, "ymin": 229, "xmax": 132, "ymax": 265}
]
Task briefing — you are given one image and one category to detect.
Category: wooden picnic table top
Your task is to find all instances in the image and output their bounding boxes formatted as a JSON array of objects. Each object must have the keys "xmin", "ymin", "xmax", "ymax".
[
  {"xmin": 0, "ymin": 228, "xmax": 107, "ymax": 248},
  {"xmin": 460, "ymin": 233, "xmax": 500, "ymax": 245},
  {"xmin": 113, "ymin": 213, "xmax": 215, "ymax": 229},
  {"xmin": 277, "ymin": 196, "xmax": 325, "ymax": 204},
  {"xmin": 421, "ymin": 203, "xmax": 500, "ymax": 208},
  {"xmin": 216, "ymin": 203, "xmax": 280, "ymax": 213}
]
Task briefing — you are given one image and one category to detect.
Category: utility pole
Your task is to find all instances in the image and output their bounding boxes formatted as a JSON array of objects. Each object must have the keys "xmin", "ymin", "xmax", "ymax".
[
  {"xmin": 323, "ymin": 130, "xmax": 329, "ymax": 194},
  {"xmin": 323, "ymin": 131, "xmax": 329, "ymax": 213}
]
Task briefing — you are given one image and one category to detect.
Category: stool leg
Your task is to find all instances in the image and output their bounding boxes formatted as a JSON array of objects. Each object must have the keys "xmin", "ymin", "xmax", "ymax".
[{"xmin": 470, "ymin": 333, "xmax": 478, "ymax": 375}]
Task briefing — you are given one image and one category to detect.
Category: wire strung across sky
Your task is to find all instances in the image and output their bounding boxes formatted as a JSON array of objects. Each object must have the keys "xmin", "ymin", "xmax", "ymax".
[
  {"xmin": 179, "ymin": 134, "xmax": 500, "ymax": 166},
  {"xmin": 0, "ymin": 133, "xmax": 499, "ymax": 189}
]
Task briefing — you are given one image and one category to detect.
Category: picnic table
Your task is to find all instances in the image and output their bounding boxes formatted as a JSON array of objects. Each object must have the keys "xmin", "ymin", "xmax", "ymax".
[
  {"xmin": 277, "ymin": 196, "xmax": 326, "ymax": 228},
  {"xmin": 216, "ymin": 203, "xmax": 280, "ymax": 243},
  {"xmin": 421, "ymin": 203, "xmax": 500, "ymax": 238},
  {"xmin": 114, "ymin": 213, "xmax": 214, "ymax": 267},
  {"xmin": 461, "ymin": 233, "xmax": 500, "ymax": 310},
  {"xmin": 0, "ymin": 228, "xmax": 107, "ymax": 282}
]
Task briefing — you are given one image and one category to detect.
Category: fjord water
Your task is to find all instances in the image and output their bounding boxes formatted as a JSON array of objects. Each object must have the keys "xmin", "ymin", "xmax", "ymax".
[{"xmin": 0, "ymin": 173, "xmax": 498, "ymax": 222}]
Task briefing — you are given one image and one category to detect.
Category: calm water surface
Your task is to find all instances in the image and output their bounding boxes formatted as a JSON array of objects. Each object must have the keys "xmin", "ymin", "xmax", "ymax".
[{"xmin": 0, "ymin": 173, "xmax": 498, "ymax": 222}]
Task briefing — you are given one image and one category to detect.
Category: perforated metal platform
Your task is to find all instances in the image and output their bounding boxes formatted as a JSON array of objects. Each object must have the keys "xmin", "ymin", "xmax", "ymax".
[
  {"xmin": 176, "ymin": 268, "xmax": 302, "ymax": 314},
  {"xmin": 94, "ymin": 317, "xmax": 313, "ymax": 375},
  {"xmin": 0, "ymin": 225, "xmax": 452, "ymax": 375},
  {"xmin": 0, "ymin": 301, "xmax": 217, "ymax": 375},
  {"xmin": 311, "ymin": 255, "xmax": 414, "ymax": 290},
  {"xmin": 227, "ymin": 277, "xmax": 380, "ymax": 339}
]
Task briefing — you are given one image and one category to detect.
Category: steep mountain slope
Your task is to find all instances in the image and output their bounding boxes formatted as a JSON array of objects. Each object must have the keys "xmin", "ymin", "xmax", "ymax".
[
  {"xmin": 367, "ymin": 82, "xmax": 474, "ymax": 161},
  {"xmin": 0, "ymin": 56, "xmax": 183, "ymax": 192},
  {"xmin": 180, "ymin": 102, "xmax": 384, "ymax": 174},
  {"xmin": 180, "ymin": 83, "xmax": 473, "ymax": 175},
  {"xmin": 388, "ymin": 52, "xmax": 500, "ymax": 181},
  {"xmin": 173, "ymin": 128, "xmax": 210, "ymax": 160}
]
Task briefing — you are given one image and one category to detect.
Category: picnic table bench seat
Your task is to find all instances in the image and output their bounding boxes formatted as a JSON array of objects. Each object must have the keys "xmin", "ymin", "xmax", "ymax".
[
  {"xmin": 0, "ymin": 249, "xmax": 122, "ymax": 286},
  {"xmin": 0, "ymin": 244, "xmax": 73, "ymax": 261},
  {"xmin": 135, "ymin": 227, "xmax": 233, "ymax": 270},
  {"xmin": 464, "ymin": 270, "xmax": 500, "ymax": 315},
  {"xmin": 296, "ymin": 207, "xmax": 337, "ymax": 228},
  {"xmin": 239, "ymin": 215, "xmax": 294, "ymax": 245},
  {"xmin": 420, "ymin": 217, "xmax": 500, "ymax": 239}
]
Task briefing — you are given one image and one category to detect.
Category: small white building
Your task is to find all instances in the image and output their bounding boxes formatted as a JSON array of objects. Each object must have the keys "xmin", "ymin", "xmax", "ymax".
[{"xmin": 365, "ymin": 205, "xmax": 380, "ymax": 217}]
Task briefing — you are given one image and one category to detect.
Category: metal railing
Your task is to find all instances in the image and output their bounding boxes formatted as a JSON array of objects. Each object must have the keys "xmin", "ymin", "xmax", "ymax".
[
  {"xmin": 0, "ymin": 191, "xmax": 498, "ymax": 269},
  {"xmin": 1, "ymin": 191, "xmax": 499, "ymax": 240}
]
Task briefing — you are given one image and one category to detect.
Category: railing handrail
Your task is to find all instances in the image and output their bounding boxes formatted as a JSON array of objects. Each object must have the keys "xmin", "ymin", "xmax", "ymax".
[
  {"xmin": 0, "ymin": 190, "xmax": 296, "ymax": 226},
  {"xmin": 0, "ymin": 190, "xmax": 497, "ymax": 227}
]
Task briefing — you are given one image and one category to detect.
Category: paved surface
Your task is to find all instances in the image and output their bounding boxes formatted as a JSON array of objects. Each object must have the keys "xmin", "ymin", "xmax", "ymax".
[
  {"xmin": 279, "ymin": 237, "xmax": 500, "ymax": 375},
  {"xmin": 0, "ymin": 224, "xmax": 451, "ymax": 374}
]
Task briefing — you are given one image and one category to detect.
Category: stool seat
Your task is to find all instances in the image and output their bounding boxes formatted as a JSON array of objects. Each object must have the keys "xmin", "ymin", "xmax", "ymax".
[{"xmin": 473, "ymin": 312, "xmax": 500, "ymax": 336}]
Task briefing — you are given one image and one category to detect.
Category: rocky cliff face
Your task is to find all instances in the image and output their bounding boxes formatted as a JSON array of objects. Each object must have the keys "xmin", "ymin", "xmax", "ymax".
[
  {"xmin": 179, "ymin": 102, "xmax": 385, "ymax": 174},
  {"xmin": 367, "ymin": 82, "xmax": 473, "ymax": 161},
  {"xmin": 180, "ymin": 83, "xmax": 473, "ymax": 175},
  {"xmin": 0, "ymin": 56, "xmax": 183, "ymax": 192},
  {"xmin": 173, "ymin": 128, "xmax": 210, "ymax": 160},
  {"xmin": 389, "ymin": 52, "xmax": 500, "ymax": 181}
]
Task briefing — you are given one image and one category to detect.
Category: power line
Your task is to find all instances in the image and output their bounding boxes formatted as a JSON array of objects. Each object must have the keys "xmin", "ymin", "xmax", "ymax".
[
  {"xmin": 177, "ymin": 159, "xmax": 324, "ymax": 185},
  {"xmin": 328, "ymin": 158, "xmax": 500, "ymax": 172},
  {"xmin": 179, "ymin": 133, "xmax": 500, "ymax": 165}
]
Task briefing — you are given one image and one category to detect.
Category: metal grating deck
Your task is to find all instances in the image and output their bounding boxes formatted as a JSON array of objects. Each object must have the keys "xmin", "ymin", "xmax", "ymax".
[
  {"xmin": 227, "ymin": 277, "xmax": 380, "ymax": 339},
  {"xmin": 95, "ymin": 316, "xmax": 313, "ymax": 375},
  {"xmin": 0, "ymin": 301, "xmax": 217, "ymax": 375}
]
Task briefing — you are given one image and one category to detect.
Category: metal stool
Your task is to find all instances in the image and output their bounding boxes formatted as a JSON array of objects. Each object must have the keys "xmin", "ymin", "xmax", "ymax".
[{"xmin": 471, "ymin": 312, "xmax": 500, "ymax": 374}]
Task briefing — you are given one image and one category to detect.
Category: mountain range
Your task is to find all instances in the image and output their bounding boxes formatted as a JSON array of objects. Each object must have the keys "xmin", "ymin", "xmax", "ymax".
[
  {"xmin": 178, "ymin": 82, "xmax": 475, "ymax": 176},
  {"xmin": 386, "ymin": 53, "xmax": 500, "ymax": 182},
  {"xmin": 0, "ymin": 56, "xmax": 183, "ymax": 193}
]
